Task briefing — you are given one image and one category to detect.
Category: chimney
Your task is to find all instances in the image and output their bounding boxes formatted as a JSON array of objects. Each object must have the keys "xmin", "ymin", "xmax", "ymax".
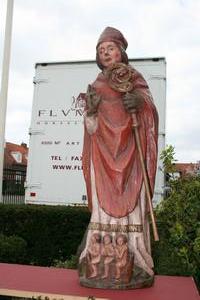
[{"xmin": 21, "ymin": 142, "xmax": 27, "ymax": 148}]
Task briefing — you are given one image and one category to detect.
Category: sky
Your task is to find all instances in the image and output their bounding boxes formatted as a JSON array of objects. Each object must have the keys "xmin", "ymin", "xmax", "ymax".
[{"xmin": 0, "ymin": 0, "xmax": 200, "ymax": 163}]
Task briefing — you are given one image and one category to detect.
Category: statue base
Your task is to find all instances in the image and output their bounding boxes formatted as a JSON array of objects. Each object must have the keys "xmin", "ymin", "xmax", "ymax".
[{"xmin": 79, "ymin": 258, "xmax": 154, "ymax": 289}]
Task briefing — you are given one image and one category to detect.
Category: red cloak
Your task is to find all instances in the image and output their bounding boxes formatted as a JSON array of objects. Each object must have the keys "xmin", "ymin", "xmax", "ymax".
[{"xmin": 82, "ymin": 67, "xmax": 158, "ymax": 218}]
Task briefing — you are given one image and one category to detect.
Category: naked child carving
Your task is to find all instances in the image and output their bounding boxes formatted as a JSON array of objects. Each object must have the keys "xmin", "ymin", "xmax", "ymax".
[{"xmin": 78, "ymin": 27, "xmax": 159, "ymax": 289}]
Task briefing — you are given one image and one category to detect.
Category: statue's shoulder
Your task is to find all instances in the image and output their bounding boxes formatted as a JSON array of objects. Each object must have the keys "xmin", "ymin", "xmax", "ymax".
[
  {"xmin": 128, "ymin": 64, "xmax": 148, "ymax": 88},
  {"xmin": 91, "ymin": 72, "xmax": 106, "ymax": 88},
  {"xmin": 128, "ymin": 64, "xmax": 143, "ymax": 78}
]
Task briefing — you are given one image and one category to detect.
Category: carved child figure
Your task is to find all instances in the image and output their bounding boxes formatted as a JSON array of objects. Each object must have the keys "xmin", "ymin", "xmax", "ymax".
[
  {"xmin": 101, "ymin": 234, "xmax": 115, "ymax": 279},
  {"xmin": 115, "ymin": 234, "xmax": 129, "ymax": 280},
  {"xmin": 87, "ymin": 233, "xmax": 101, "ymax": 278}
]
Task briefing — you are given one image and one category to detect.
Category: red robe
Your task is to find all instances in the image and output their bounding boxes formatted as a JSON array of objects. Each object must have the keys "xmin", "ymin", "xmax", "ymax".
[{"xmin": 82, "ymin": 67, "xmax": 158, "ymax": 218}]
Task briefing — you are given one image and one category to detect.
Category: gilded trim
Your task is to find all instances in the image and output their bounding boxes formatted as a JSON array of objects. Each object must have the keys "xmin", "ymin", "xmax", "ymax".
[{"xmin": 88, "ymin": 222, "xmax": 143, "ymax": 233}]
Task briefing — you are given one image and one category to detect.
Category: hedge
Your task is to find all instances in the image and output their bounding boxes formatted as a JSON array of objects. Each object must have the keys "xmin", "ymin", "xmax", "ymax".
[{"xmin": 0, "ymin": 204, "xmax": 90, "ymax": 266}]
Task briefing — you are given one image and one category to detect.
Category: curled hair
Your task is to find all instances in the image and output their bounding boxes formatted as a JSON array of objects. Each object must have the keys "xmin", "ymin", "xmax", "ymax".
[
  {"xmin": 92, "ymin": 233, "xmax": 101, "ymax": 243},
  {"xmin": 116, "ymin": 234, "xmax": 128, "ymax": 244},
  {"xmin": 96, "ymin": 43, "xmax": 128, "ymax": 70},
  {"xmin": 103, "ymin": 234, "xmax": 112, "ymax": 243}
]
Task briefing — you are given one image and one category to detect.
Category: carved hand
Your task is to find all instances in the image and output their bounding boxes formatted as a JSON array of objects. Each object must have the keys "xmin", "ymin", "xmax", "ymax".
[
  {"xmin": 123, "ymin": 90, "xmax": 144, "ymax": 113},
  {"xmin": 86, "ymin": 84, "xmax": 101, "ymax": 117}
]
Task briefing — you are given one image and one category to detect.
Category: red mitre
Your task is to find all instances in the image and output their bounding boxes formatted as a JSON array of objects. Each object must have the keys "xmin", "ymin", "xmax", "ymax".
[{"xmin": 96, "ymin": 27, "xmax": 128, "ymax": 50}]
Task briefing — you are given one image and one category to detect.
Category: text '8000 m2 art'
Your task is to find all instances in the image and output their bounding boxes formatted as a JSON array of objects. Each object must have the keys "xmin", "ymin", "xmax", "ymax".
[{"xmin": 78, "ymin": 27, "xmax": 159, "ymax": 289}]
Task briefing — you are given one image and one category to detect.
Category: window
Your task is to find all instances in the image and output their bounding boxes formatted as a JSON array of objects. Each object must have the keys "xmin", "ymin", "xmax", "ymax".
[{"xmin": 11, "ymin": 151, "xmax": 22, "ymax": 163}]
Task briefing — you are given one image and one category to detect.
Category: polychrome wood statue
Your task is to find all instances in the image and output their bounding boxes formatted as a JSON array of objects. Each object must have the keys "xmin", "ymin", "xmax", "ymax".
[{"xmin": 78, "ymin": 27, "xmax": 159, "ymax": 289}]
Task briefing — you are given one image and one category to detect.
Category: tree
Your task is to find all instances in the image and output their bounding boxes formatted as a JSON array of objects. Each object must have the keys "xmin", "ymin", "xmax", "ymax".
[
  {"xmin": 160, "ymin": 145, "xmax": 178, "ymax": 185},
  {"xmin": 160, "ymin": 145, "xmax": 177, "ymax": 174},
  {"xmin": 153, "ymin": 175, "xmax": 200, "ymax": 290}
]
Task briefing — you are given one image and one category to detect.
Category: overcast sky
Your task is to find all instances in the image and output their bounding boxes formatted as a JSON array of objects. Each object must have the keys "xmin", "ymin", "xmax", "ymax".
[{"xmin": 0, "ymin": 0, "xmax": 200, "ymax": 163}]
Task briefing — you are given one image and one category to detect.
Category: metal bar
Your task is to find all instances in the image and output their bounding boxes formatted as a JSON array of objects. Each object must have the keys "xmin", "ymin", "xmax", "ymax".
[{"xmin": 2, "ymin": 167, "xmax": 25, "ymax": 204}]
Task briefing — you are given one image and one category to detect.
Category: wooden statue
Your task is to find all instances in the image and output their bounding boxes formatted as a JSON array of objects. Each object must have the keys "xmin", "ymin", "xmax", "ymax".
[{"xmin": 78, "ymin": 27, "xmax": 159, "ymax": 289}]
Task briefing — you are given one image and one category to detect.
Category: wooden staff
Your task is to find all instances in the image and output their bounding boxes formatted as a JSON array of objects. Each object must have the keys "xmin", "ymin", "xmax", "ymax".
[{"xmin": 132, "ymin": 111, "xmax": 159, "ymax": 241}]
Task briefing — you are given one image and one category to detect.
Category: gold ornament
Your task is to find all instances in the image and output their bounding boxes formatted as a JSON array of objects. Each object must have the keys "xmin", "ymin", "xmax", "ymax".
[{"xmin": 105, "ymin": 62, "xmax": 133, "ymax": 93}]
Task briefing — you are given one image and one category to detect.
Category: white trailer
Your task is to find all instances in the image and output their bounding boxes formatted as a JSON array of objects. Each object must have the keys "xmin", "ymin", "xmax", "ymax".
[{"xmin": 25, "ymin": 58, "xmax": 166, "ymax": 206}]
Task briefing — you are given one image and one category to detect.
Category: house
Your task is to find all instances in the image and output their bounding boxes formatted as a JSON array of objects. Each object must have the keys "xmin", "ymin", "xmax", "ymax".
[
  {"xmin": 4, "ymin": 142, "xmax": 28, "ymax": 171},
  {"xmin": 3, "ymin": 142, "xmax": 29, "ymax": 198},
  {"xmin": 174, "ymin": 162, "xmax": 200, "ymax": 178}
]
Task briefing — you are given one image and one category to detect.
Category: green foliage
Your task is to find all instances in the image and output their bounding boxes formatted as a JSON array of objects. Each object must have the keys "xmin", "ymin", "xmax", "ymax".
[
  {"xmin": 160, "ymin": 144, "xmax": 177, "ymax": 174},
  {"xmin": 0, "ymin": 233, "xmax": 27, "ymax": 263},
  {"xmin": 53, "ymin": 254, "xmax": 78, "ymax": 269},
  {"xmin": 153, "ymin": 175, "xmax": 200, "ymax": 289},
  {"xmin": 0, "ymin": 204, "xmax": 90, "ymax": 266}
]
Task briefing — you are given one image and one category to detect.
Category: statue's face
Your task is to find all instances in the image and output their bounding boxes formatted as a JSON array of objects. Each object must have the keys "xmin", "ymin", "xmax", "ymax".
[
  {"xmin": 117, "ymin": 236, "xmax": 124, "ymax": 246},
  {"xmin": 103, "ymin": 235, "xmax": 112, "ymax": 245},
  {"xmin": 97, "ymin": 41, "xmax": 122, "ymax": 69}
]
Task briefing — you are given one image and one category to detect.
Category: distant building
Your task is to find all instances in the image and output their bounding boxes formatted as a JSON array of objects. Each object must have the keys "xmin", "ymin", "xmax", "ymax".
[
  {"xmin": 163, "ymin": 162, "xmax": 200, "ymax": 198},
  {"xmin": 4, "ymin": 142, "xmax": 28, "ymax": 171},
  {"xmin": 174, "ymin": 162, "xmax": 200, "ymax": 178},
  {"xmin": 3, "ymin": 142, "xmax": 28, "ymax": 200}
]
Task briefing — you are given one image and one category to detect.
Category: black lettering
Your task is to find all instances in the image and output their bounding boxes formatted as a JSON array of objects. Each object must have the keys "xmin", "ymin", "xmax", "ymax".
[
  {"xmin": 50, "ymin": 110, "xmax": 57, "ymax": 117},
  {"xmin": 38, "ymin": 110, "xmax": 46, "ymax": 116},
  {"xmin": 52, "ymin": 165, "xmax": 58, "ymax": 169},
  {"xmin": 52, "ymin": 165, "xmax": 72, "ymax": 170},
  {"xmin": 76, "ymin": 109, "xmax": 83, "ymax": 116},
  {"xmin": 62, "ymin": 109, "xmax": 70, "ymax": 116}
]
